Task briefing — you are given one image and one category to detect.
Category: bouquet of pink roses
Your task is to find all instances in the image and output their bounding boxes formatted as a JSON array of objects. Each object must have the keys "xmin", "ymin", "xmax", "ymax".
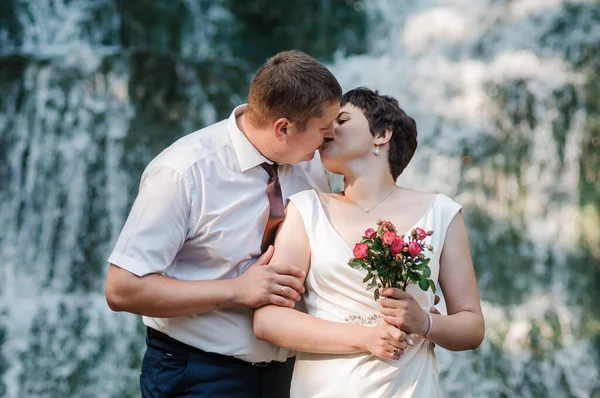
[{"xmin": 348, "ymin": 219, "xmax": 436, "ymax": 300}]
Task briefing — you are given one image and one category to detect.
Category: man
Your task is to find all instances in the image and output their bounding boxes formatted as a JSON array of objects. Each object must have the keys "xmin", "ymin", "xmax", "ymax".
[{"xmin": 105, "ymin": 50, "xmax": 341, "ymax": 397}]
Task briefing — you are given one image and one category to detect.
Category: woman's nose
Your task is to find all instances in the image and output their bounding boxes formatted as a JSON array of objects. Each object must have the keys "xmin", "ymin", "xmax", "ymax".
[{"xmin": 325, "ymin": 124, "xmax": 336, "ymax": 139}]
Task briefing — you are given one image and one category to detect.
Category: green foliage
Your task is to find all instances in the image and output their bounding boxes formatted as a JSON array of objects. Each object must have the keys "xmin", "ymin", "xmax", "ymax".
[
  {"xmin": 225, "ymin": 0, "xmax": 367, "ymax": 67},
  {"xmin": 0, "ymin": 320, "xmax": 7, "ymax": 398},
  {"xmin": 116, "ymin": 0, "xmax": 368, "ymax": 201},
  {"xmin": 0, "ymin": 0, "xmax": 24, "ymax": 46}
]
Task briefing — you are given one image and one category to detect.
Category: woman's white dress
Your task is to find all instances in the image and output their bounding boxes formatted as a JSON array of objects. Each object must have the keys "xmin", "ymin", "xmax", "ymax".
[{"xmin": 288, "ymin": 190, "xmax": 462, "ymax": 398}]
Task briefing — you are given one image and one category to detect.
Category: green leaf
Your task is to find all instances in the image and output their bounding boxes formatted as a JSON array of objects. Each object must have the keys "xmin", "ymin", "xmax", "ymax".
[
  {"xmin": 348, "ymin": 258, "xmax": 368, "ymax": 268},
  {"xmin": 408, "ymin": 271, "xmax": 421, "ymax": 282},
  {"xmin": 418, "ymin": 278, "xmax": 429, "ymax": 291},
  {"xmin": 421, "ymin": 258, "xmax": 431, "ymax": 267},
  {"xmin": 363, "ymin": 272, "xmax": 373, "ymax": 283},
  {"xmin": 367, "ymin": 280, "xmax": 377, "ymax": 290},
  {"xmin": 428, "ymin": 279, "xmax": 437, "ymax": 294},
  {"xmin": 374, "ymin": 288, "xmax": 380, "ymax": 301},
  {"xmin": 423, "ymin": 266, "xmax": 431, "ymax": 278}
]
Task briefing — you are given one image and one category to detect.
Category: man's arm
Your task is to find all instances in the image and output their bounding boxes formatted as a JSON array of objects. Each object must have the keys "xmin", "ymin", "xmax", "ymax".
[
  {"xmin": 104, "ymin": 165, "xmax": 305, "ymax": 317},
  {"xmin": 106, "ymin": 264, "xmax": 237, "ymax": 317},
  {"xmin": 105, "ymin": 246, "xmax": 304, "ymax": 317}
]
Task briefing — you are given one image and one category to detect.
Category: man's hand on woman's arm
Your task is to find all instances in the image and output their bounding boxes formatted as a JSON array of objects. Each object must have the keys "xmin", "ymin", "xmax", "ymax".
[{"xmin": 105, "ymin": 245, "xmax": 306, "ymax": 317}]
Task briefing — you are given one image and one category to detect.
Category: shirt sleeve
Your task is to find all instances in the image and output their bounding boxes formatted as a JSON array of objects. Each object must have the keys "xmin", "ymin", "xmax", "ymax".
[{"xmin": 107, "ymin": 165, "xmax": 196, "ymax": 276}]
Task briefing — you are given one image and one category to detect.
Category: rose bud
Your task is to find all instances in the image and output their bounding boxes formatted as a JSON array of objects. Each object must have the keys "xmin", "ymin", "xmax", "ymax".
[
  {"xmin": 427, "ymin": 245, "xmax": 433, "ymax": 251},
  {"xmin": 380, "ymin": 221, "xmax": 396, "ymax": 232},
  {"xmin": 406, "ymin": 261, "xmax": 413, "ymax": 267},
  {"xmin": 403, "ymin": 247, "xmax": 409, "ymax": 253},
  {"xmin": 418, "ymin": 254, "xmax": 425, "ymax": 260},
  {"xmin": 395, "ymin": 253, "xmax": 403, "ymax": 261},
  {"xmin": 415, "ymin": 227, "xmax": 427, "ymax": 240},
  {"xmin": 364, "ymin": 228, "xmax": 377, "ymax": 239},
  {"xmin": 411, "ymin": 229, "xmax": 417, "ymax": 237},
  {"xmin": 427, "ymin": 230, "xmax": 434, "ymax": 236}
]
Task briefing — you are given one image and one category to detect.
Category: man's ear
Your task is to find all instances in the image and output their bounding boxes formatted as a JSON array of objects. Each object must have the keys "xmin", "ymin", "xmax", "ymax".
[
  {"xmin": 273, "ymin": 118, "xmax": 291, "ymax": 142},
  {"xmin": 374, "ymin": 128, "xmax": 392, "ymax": 146}
]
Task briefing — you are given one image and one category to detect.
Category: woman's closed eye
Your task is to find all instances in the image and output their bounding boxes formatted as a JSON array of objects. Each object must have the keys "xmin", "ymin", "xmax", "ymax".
[{"xmin": 337, "ymin": 119, "xmax": 348, "ymax": 125}]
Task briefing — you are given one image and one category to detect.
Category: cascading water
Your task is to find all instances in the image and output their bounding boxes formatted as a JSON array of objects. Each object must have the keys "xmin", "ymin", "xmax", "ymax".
[
  {"xmin": 331, "ymin": 1, "xmax": 599, "ymax": 397},
  {"xmin": 0, "ymin": 0, "xmax": 598, "ymax": 397}
]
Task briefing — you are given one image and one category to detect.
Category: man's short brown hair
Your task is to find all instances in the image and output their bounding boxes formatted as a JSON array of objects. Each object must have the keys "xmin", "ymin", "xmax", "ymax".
[{"xmin": 246, "ymin": 50, "xmax": 342, "ymax": 130}]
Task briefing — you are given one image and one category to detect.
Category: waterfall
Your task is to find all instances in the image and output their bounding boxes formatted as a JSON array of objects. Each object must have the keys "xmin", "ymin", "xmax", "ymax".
[
  {"xmin": 328, "ymin": 1, "xmax": 599, "ymax": 396},
  {"xmin": 0, "ymin": 0, "xmax": 598, "ymax": 396}
]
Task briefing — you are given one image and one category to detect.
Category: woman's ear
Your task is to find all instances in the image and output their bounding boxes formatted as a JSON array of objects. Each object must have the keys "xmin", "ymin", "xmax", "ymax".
[{"xmin": 374, "ymin": 128, "xmax": 393, "ymax": 146}]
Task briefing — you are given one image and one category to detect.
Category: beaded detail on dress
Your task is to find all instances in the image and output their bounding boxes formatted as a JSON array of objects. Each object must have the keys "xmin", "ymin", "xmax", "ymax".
[{"xmin": 344, "ymin": 313, "xmax": 384, "ymax": 326}]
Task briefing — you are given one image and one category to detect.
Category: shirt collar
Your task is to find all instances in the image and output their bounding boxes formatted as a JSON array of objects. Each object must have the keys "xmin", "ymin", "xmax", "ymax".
[{"xmin": 227, "ymin": 104, "xmax": 273, "ymax": 172}]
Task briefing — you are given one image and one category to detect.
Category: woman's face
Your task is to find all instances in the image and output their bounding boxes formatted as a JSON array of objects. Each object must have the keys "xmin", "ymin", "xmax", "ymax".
[{"xmin": 319, "ymin": 103, "xmax": 374, "ymax": 173}]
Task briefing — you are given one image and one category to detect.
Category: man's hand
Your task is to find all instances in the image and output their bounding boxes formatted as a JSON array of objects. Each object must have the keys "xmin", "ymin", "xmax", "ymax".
[{"xmin": 233, "ymin": 245, "xmax": 306, "ymax": 309}]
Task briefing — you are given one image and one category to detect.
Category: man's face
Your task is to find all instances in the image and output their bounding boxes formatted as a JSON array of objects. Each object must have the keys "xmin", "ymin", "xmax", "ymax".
[{"xmin": 277, "ymin": 103, "xmax": 340, "ymax": 164}]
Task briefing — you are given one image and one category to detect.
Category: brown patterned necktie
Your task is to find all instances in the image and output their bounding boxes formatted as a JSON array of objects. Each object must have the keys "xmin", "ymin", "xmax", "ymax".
[{"xmin": 260, "ymin": 162, "xmax": 285, "ymax": 252}]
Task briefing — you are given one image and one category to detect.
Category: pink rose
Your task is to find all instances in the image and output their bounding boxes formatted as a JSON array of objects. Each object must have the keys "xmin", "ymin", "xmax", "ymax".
[
  {"xmin": 382, "ymin": 231, "xmax": 397, "ymax": 246},
  {"xmin": 364, "ymin": 228, "xmax": 377, "ymax": 239},
  {"xmin": 380, "ymin": 220, "xmax": 396, "ymax": 232},
  {"xmin": 390, "ymin": 236, "xmax": 404, "ymax": 255},
  {"xmin": 353, "ymin": 243, "xmax": 369, "ymax": 259},
  {"xmin": 408, "ymin": 241, "xmax": 421, "ymax": 257},
  {"xmin": 415, "ymin": 227, "xmax": 427, "ymax": 241}
]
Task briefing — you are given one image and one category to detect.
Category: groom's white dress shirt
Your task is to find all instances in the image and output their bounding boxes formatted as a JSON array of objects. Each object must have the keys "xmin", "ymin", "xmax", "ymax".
[{"xmin": 108, "ymin": 105, "xmax": 331, "ymax": 363}]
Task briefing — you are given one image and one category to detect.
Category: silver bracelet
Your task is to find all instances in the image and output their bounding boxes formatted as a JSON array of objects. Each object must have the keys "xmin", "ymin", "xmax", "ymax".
[{"xmin": 424, "ymin": 312, "xmax": 433, "ymax": 338}]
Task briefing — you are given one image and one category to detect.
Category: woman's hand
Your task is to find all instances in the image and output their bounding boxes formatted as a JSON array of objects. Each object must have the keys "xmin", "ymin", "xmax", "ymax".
[
  {"xmin": 379, "ymin": 288, "xmax": 430, "ymax": 336},
  {"xmin": 361, "ymin": 321, "xmax": 411, "ymax": 360}
]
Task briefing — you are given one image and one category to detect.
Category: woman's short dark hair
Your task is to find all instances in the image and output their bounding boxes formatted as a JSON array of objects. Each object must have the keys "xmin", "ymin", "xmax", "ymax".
[
  {"xmin": 341, "ymin": 88, "xmax": 418, "ymax": 180},
  {"xmin": 247, "ymin": 50, "xmax": 342, "ymax": 131}
]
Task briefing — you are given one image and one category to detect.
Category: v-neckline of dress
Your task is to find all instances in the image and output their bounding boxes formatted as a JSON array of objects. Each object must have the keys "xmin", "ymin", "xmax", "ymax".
[{"xmin": 311, "ymin": 190, "xmax": 440, "ymax": 253}]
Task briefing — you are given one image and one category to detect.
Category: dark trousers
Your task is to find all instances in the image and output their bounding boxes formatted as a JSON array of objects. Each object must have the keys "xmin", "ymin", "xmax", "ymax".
[{"xmin": 140, "ymin": 328, "xmax": 295, "ymax": 398}]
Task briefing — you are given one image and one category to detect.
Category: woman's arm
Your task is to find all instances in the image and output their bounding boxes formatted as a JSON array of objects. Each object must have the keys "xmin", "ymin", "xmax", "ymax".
[
  {"xmin": 432, "ymin": 211, "xmax": 485, "ymax": 350},
  {"xmin": 253, "ymin": 201, "xmax": 408, "ymax": 359},
  {"xmin": 380, "ymin": 211, "xmax": 485, "ymax": 351}
]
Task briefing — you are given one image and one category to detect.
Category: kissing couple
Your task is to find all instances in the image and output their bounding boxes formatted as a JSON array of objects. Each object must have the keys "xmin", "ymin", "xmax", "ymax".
[{"xmin": 105, "ymin": 50, "xmax": 484, "ymax": 398}]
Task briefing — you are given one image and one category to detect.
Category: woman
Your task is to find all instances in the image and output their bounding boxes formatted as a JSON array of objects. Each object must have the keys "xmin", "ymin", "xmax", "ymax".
[{"xmin": 253, "ymin": 88, "xmax": 484, "ymax": 397}]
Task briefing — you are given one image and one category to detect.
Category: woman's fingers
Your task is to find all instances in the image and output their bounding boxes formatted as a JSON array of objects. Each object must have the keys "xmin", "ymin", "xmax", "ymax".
[
  {"xmin": 383, "ymin": 323, "xmax": 414, "ymax": 346},
  {"xmin": 380, "ymin": 288, "xmax": 412, "ymax": 300},
  {"xmin": 385, "ymin": 343, "xmax": 404, "ymax": 360}
]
